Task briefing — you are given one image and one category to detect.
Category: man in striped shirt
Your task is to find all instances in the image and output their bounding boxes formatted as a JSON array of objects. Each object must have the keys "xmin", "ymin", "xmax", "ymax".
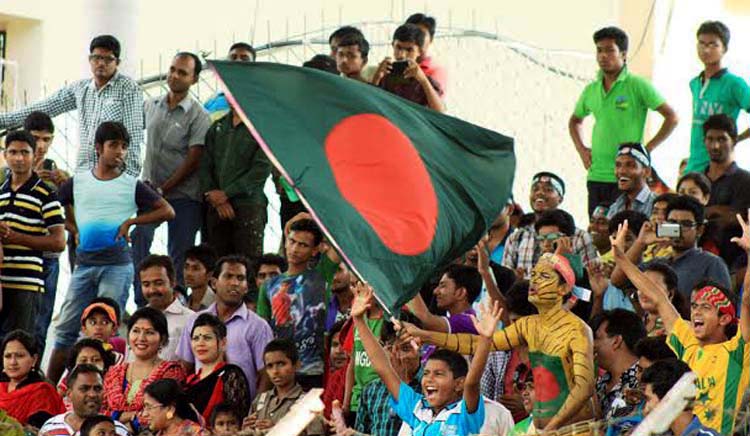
[{"xmin": 0, "ymin": 130, "xmax": 65, "ymax": 337}]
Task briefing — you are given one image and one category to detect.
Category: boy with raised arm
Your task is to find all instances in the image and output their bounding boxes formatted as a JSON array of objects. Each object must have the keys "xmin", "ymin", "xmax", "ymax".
[
  {"xmin": 351, "ymin": 282, "xmax": 495, "ymax": 436},
  {"xmin": 610, "ymin": 214, "xmax": 750, "ymax": 434}
]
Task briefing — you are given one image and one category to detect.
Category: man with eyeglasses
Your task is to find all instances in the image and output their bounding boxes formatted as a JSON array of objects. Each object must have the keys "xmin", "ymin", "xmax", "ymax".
[
  {"xmin": 611, "ymin": 195, "xmax": 730, "ymax": 298},
  {"xmin": 0, "ymin": 35, "xmax": 144, "ymax": 177},
  {"xmin": 685, "ymin": 21, "xmax": 750, "ymax": 173}
]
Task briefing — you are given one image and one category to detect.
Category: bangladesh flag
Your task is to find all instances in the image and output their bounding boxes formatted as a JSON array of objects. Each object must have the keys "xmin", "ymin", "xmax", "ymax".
[{"xmin": 211, "ymin": 61, "xmax": 515, "ymax": 313}]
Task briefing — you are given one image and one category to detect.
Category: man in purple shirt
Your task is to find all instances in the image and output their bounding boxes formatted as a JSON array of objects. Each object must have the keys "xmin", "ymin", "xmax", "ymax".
[{"xmin": 176, "ymin": 255, "xmax": 273, "ymax": 398}]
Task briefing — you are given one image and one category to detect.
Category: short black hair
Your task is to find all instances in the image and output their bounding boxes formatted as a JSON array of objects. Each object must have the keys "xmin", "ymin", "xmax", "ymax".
[
  {"xmin": 406, "ymin": 13, "xmax": 437, "ymax": 39},
  {"xmin": 534, "ymin": 209, "xmax": 575, "ymax": 237},
  {"xmin": 642, "ymin": 260, "xmax": 679, "ymax": 294},
  {"xmin": 289, "ymin": 218, "xmax": 323, "ymax": 246},
  {"xmin": 23, "ymin": 111, "xmax": 55, "ymax": 134},
  {"xmin": 90, "ymin": 35, "xmax": 121, "ymax": 58},
  {"xmin": 590, "ymin": 309, "xmax": 646, "ymax": 352},
  {"xmin": 697, "ymin": 20, "xmax": 730, "ymax": 50},
  {"xmin": 175, "ymin": 51, "xmax": 202, "ymax": 77},
  {"xmin": 228, "ymin": 42, "xmax": 257, "ymax": 61},
  {"xmin": 608, "ymin": 210, "xmax": 648, "ymax": 236},
  {"xmin": 4, "ymin": 129, "xmax": 37, "ymax": 152},
  {"xmin": 80, "ymin": 415, "xmax": 115, "ymax": 436},
  {"xmin": 634, "ymin": 335, "xmax": 676, "ymax": 362},
  {"xmin": 427, "ymin": 349, "xmax": 468, "ymax": 378},
  {"xmin": 138, "ymin": 254, "xmax": 176, "ymax": 284},
  {"xmin": 264, "ymin": 338, "xmax": 299, "ymax": 364},
  {"xmin": 443, "ymin": 264, "xmax": 482, "ymax": 304},
  {"xmin": 191, "ymin": 313, "xmax": 227, "ymax": 340},
  {"xmin": 254, "ymin": 253, "xmax": 288, "ymax": 276},
  {"xmin": 593, "ymin": 26, "xmax": 629, "ymax": 52},
  {"xmin": 94, "ymin": 121, "xmax": 130, "ymax": 147},
  {"xmin": 337, "ymin": 34, "xmax": 370, "ymax": 62},
  {"xmin": 640, "ymin": 359, "xmax": 691, "ymax": 400},
  {"xmin": 666, "ymin": 195, "xmax": 705, "ymax": 225},
  {"xmin": 144, "ymin": 379, "xmax": 199, "ymax": 421},
  {"xmin": 89, "ymin": 297, "xmax": 121, "ymax": 323},
  {"xmin": 302, "ymin": 55, "xmax": 339, "ymax": 74},
  {"xmin": 210, "ymin": 402, "xmax": 242, "ymax": 427},
  {"xmin": 653, "ymin": 192, "xmax": 679, "ymax": 206},
  {"xmin": 677, "ymin": 172, "xmax": 711, "ymax": 197},
  {"xmin": 184, "ymin": 244, "xmax": 218, "ymax": 273},
  {"xmin": 393, "ymin": 23, "xmax": 425, "ymax": 48},
  {"xmin": 127, "ymin": 307, "xmax": 169, "ymax": 347},
  {"xmin": 66, "ymin": 362, "xmax": 103, "ymax": 388},
  {"xmin": 506, "ymin": 280, "xmax": 538, "ymax": 317},
  {"xmin": 213, "ymin": 255, "xmax": 250, "ymax": 279},
  {"xmin": 328, "ymin": 26, "xmax": 364, "ymax": 45},
  {"xmin": 66, "ymin": 338, "xmax": 114, "ymax": 372},
  {"xmin": 703, "ymin": 113, "xmax": 738, "ymax": 143}
]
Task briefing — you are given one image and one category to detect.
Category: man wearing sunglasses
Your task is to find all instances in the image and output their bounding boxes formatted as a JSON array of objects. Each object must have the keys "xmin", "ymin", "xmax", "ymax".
[{"xmin": 0, "ymin": 35, "xmax": 144, "ymax": 177}]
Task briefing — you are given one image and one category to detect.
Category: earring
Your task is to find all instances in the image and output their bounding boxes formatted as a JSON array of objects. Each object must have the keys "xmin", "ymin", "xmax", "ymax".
[{"xmin": 166, "ymin": 411, "xmax": 174, "ymax": 420}]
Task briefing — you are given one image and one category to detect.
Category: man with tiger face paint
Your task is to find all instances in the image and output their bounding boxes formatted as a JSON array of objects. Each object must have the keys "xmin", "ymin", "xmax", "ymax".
[{"xmin": 402, "ymin": 253, "xmax": 596, "ymax": 431}]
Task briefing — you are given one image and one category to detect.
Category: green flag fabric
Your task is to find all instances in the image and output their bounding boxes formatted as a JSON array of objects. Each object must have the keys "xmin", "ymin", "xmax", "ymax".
[{"xmin": 211, "ymin": 61, "xmax": 515, "ymax": 313}]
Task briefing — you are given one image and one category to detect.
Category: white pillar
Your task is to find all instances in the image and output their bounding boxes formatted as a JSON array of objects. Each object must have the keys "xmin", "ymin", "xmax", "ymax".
[{"xmin": 81, "ymin": 0, "xmax": 140, "ymax": 78}]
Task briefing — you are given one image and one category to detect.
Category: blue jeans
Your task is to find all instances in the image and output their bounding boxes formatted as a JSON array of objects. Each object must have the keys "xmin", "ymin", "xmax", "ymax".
[
  {"xmin": 132, "ymin": 198, "xmax": 202, "ymax": 307},
  {"xmin": 35, "ymin": 257, "xmax": 60, "ymax": 353},
  {"xmin": 54, "ymin": 263, "xmax": 133, "ymax": 349}
]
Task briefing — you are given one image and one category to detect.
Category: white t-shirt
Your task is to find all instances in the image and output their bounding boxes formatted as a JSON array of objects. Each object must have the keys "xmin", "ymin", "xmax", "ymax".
[
  {"xmin": 39, "ymin": 413, "xmax": 131, "ymax": 436},
  {"xmin": 397, "ymin": 396, "xmax": 513, "ymax": 436}
]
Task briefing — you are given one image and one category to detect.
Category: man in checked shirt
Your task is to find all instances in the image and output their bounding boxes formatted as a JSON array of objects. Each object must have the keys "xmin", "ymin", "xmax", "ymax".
[{"xmin": 0, "ymin": 35, "xmax": 144, "ymax": 177}]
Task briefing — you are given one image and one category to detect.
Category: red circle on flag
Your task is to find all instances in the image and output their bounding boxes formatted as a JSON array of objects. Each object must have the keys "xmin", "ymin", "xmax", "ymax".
[
  {"xmin": 532, "ymin": 366, "xmax": 562, "ymax": 402},
  {"xmin": 325, "ymin": 113, "xmax": 438, "ymax": 256}
]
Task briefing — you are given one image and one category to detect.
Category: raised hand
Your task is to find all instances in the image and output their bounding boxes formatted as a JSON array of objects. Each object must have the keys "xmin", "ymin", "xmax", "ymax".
[
  {"xmin": 586, "ymin": 261, "xmax": 609, "ymax": 299},
  {"xmin": 731, "ymin": 211, "xmax": 750, "ymax": 252},
  {"xmin": 471, "ymin": 300, "xmax": 503, "ymax": 338},
  {"xmin": 350, "ymin": 282, "xmax": 373, "ymax": 318},
  {"xmin": 637, "ymin": 220, "xmax": 667, "ymax": 247},
  {"xmin": 476, "ymin": 239, "xmax": 490, "ymax": 274},
  {"xmin": 609, "ymin": 220, "xmax": 629, "ymax": 258},
  {"xmin": 395, "ymin": 319, "xmax": 424, "ymax": 347},
  {"xmin": 554, "ymin": 236, "xmax": 573, "ymax": 256}
]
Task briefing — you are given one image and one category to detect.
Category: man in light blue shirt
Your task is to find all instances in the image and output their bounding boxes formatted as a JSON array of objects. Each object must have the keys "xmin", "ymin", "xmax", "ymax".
[{"xmin": 607, "ymin": 142, "xmax": 655, "ymax": 220}]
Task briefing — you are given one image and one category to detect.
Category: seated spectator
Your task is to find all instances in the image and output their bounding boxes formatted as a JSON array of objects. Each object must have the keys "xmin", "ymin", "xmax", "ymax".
[
  {"xmin": 302, "ymin": 54, "xmax": 339, "ymax": 74},
  {"xmin": 103, "ymin": 308, "xmax": 186, "ymax": 433},
  {"xmin": 336, "ymin": 33, "xmax": 370, "ymax": 82},
  {"xmin": 503, "ymin": 172, "xmax": 598, "ymax": 277},
  {"xmin": 80, "ymin": 415, "xmax": 121, "ymax": 436},
  {"xmin": 184, "ymin": 313, "xmax": 250, "ymax": 423},
  {"xmin": 48, "ymin": 121, "xmax": 174, "ymax": 384},
  {"xmin": 58, "ymin": 338, "xmax": 115, "ymax": 411},
  {"xmin": 252, "ymin": 253, "xmax": 287, "ymax": 308},
  {"xmin": 406, "ymin": 13, "xmax": 447, "ymax": 94},
  {"xmin": 243, "ymin": 339, "xmax": 325, "ymax": 435},
  {"xmin": 633, "ymin": 335, "xmax": 676, "ymax": 371},
  {"xmin": 80, "ymin": 299, "xmax": 126, "ymax": 361},
  {"xmin": 209, "ymin": 403, "xmax": 241, "ymax": 436},
  {"xmin": 204, "ymin": 43, "xmax": 256, "ymax": 122},
  {"xmin": 607, "ymin": 142, "xmax": 655, "ymax": 219},
  {"xmin": 372, "ymin": 24, "xmax": 445, "ymax": 112},
  {"xmin": 0, "ymin": 129, "xmax": 65, "ymax": 338},
  {"xmin": 138, "ymin": 254, "xmax": 193, "ymax": 360},
  {"xmin": 177, "ymin": 255, "xmax": 274, "ymax": 399},
  {"xmin": 641, "ymin": 193, "xmax": 679, "ymax": 262},
  {"xmin": 322, "ymin": 320, "xmax": 350, "ymax": 419},
  {"xmin": 485, "ymin": 201, "xmax": 515, "ymax": 263},
  {"xmin": 611, "ymin": 195, "xmax": 731, "ymax": 297},
  {"xmin": 642, "ymin": 359, "xmax": 721, "ymax": 436},
  {"xmin": 141, "ymin": 379, "xmax": 207, "ymax": 436},
  {"xmin": 0, "ymin": 330, "xmax": 65, "ymax": 428},
  {"xmin": 636, "ymin": 261, "xmax": 689, "ymax": 336},
  {"xmin": 677, "ymin": 172, "xmax": 711, "ymax": 206},
  {"xmin": 591, "ymin": 309, "xmax": 646, "ymax": 420},
  {"xmin": 703, "ymin": 114, "xmax": 750, "ymax": 214},
  {"xmin": 40, "ymin": 364, "xmax": 130, "ymax": 436},
  {"xmin": 183, "ymin": 244, "xmax": 218, "ymax": 312},
  {"xmin": 611, "ymin": 219, "xmax": 749, "ymax": 434},
  {"xmin": 510, "ymin": 367, "xmax": 535, "ymax": 436},
  {"xmin": 326, "ymin": 263, "xmax": 353, "ymax": 330},
  {"xmin": 589, "ymin": 204, "xmax": 611, "ymax": 255}
]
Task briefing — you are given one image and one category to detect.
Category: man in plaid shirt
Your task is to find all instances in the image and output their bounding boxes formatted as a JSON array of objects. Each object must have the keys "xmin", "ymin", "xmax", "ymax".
[
  {"xmin": 0, "ymin": 35, "xmax": 144, "ymax": 176},
  {"xmin": 502, "ymin": 172, "xmax": 598, "ymax": 276}
]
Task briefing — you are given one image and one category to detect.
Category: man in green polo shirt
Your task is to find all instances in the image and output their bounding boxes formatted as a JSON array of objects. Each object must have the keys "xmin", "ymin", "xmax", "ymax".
[
  {"xmin": 569, "ymin": 26, "xmax": 678, "ymax": 216},
  {"xmin": 684, "ymin": 21, "xmax": 750, "ymax": 173}
]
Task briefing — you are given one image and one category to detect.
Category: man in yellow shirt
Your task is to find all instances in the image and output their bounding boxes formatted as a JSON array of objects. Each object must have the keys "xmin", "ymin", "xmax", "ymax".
[{"xmin": 611, "ymin": 215, "xmax": 750, "ymax": 434}]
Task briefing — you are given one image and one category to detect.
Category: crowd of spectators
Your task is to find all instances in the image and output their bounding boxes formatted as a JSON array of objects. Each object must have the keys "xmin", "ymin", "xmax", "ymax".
[{"xmin": 0, "ymin": 11, "xmax": 747, "ymax": 436}]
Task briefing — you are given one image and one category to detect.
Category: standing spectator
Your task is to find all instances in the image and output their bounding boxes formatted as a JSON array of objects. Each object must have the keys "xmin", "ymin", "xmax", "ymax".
[
  {"xmin": 703, "ymin": 114, "xmax": 750, "ymax": 214},
  {"xmin": 138, "ymin": 255, "xmax": 194, "ymax": 360},
  {"xmin": 591, "ymin": 309, "xmax": 646, "ymax": 420},
  {"xmin": 325, "ymin": 263, "xmax": 353, "ymax": 330},
  {"xmin": 372, "ymin": 24, "xmax": 445, "ymax": 112},
  {"xmin": 133, "ymin": 52, "xmax": 211, "ymax": 307},
  {"xmin": 0, "ymin": 35, "xmax": 144, "ymax": 176},
  {"xmin": 204, "ymin": 43, "xmax": 256, "ymax": 122},
  {"xmin": 46, "ymin": 122, "xmax": 174, "ymax": 385},
  {"xmin": 569, "ymin": 26, "xmax": 678, "ymax": 215},
  {"xmin": 0, "ymin": 130, "xmax": 65, "ymax": 337},
  {"xmin": 685, "ymin": 21, "xmax": 750, "ymax": 173},
  {"xmin": 177, "ymin": 255, "xmax": 274, "ymax": 399},
  {"xmin": 677, "ymin": 172, "xmax": 711, "ymax": 206},
  {"xmin": 256, "ymin": 218, "xmax": 340, "ymax": 389},
  {"xmin": 335, "ymin": 34, "xmax": 370, "ymax": 83},
  {"xmin": 406, "ymin": 13, "xmax": 447, "ymax": 93},
  {"xmin": 322, "ymin": 320, "xmax": 350, "ymax": 419},
  {"xmin": 606, "ymin": 143, "xmax": 656, "ymax": 219},
  {"xmin": 251, "ymin": 253, "xmax": 287, "ymax": 306},
  {"xmin": 502, "ymin": 172, "xmax": 598, "ymax": 277},
  {"xmin": 183, "ymin": 244, "xmax": 218, "ymax": 312},
  {"xmin": 200, "ymin": 96, "xmax": 272, "ymax": 265}
]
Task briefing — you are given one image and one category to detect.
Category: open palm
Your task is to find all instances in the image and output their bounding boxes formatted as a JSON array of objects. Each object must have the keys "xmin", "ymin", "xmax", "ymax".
[
  {"xmin": 351, "ymin": 282, "xmax": 373, "ymax": 318},
  {"xmin": 731, "ymin": 211, "xmax": 750, "ymax": 252},
  {"xmin": 471, "ymin": 300, "xmax": 503, "ymax": 338}
]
